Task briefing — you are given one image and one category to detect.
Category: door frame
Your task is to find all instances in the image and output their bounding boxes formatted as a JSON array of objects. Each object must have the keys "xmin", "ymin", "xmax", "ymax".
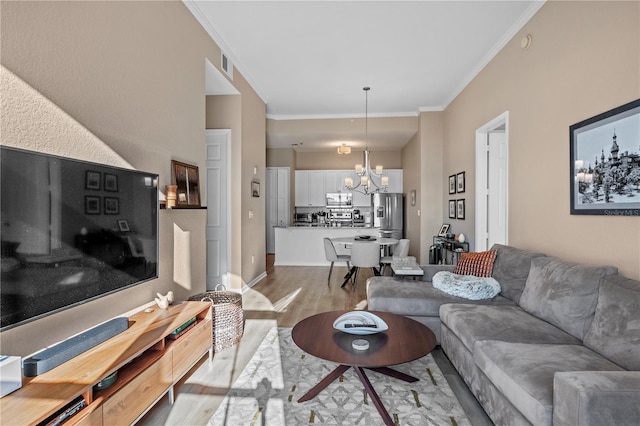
[{"xmin": 475, "ymin": 111, "xmax": 509, "ymax": 251}]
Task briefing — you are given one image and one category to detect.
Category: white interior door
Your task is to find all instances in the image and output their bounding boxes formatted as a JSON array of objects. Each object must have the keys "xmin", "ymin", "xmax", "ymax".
[
  {"xmin": 475, "ymin": 113, "xmax": 509, "ymax": 251},
  {"xmin": 205, "ymin": 129, "xmax": 231, "ymax": 290},
  {"xmin": 487, "ymin": 131, "xmax": 508, "ymax": 248}
]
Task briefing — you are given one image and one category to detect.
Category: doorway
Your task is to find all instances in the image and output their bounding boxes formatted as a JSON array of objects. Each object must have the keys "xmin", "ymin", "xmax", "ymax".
[{"xmin": 475, "ymin": 112, "xmax": 509, "ymax": 251}]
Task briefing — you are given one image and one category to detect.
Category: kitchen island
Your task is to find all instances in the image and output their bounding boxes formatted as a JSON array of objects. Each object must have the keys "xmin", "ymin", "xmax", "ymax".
[{"xmin": 274, "ymin": 226, "xmax": 378, "ymax": 266}]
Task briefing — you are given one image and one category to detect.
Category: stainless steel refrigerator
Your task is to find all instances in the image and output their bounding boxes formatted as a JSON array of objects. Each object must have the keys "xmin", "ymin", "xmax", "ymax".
[{"xmin": 373, "ymin": 193, "xmax": 403, "ymax": 240}]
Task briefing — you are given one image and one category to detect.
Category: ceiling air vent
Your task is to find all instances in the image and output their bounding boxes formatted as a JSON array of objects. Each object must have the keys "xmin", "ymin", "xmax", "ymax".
[{"xmin": 221, "ymin": 52, "xmax": 233, "ymax": 79}]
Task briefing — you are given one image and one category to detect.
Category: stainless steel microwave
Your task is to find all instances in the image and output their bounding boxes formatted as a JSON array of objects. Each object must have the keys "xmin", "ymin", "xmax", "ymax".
[{"xmin": 326, "ymin": 193, "xmax": 352, "ymax": 207}]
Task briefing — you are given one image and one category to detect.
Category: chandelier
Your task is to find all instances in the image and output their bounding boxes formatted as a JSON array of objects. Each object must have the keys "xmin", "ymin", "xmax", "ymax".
[{"xmin": 344, "ymin": 87, "xmax": 388, "ymax": 194}]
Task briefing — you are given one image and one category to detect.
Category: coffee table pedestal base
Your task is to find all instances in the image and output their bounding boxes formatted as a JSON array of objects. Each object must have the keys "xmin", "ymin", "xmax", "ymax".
[{"xmin": 297, "ymin": 364, "xmax": 418, "ymax": 426}]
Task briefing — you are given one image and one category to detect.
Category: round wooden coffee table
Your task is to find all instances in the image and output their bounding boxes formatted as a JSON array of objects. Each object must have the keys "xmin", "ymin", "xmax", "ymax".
[{"xmin": 291, "ymin": 310, "xmax": 437, "ymax": 426}]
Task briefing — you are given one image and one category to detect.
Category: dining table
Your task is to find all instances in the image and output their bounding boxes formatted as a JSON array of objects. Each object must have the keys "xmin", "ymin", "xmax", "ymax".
[{"xmin": 330, "ymin": 236, "xmax": 399, "ymax": 287}]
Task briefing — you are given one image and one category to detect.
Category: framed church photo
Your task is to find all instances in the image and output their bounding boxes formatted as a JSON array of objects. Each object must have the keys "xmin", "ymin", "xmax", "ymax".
[{"xmin": 570, "ymin": 99, "xmax": 640, "ymax": 216}]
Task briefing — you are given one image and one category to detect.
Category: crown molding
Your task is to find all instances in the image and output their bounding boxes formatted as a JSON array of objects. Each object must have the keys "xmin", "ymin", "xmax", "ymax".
[
  {"xmin": 440, "ymin": 0, "xmax": 546, "ymax": 109},
  {"xmin": 182, "ymin": 0, "xmax": 268, "ymax": 104}
]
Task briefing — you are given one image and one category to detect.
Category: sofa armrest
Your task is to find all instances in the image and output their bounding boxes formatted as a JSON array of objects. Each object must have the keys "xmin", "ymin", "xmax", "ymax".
[
  {"xmin": 420, "ymin": 264, "xmax": 455, "ymax": 281},
  {"xmin": 553, "ymin": 371, "xmax": 640, "ymax": 426}
]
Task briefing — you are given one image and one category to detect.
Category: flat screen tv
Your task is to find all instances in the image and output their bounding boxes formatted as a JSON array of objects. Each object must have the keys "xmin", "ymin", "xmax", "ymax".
[{"xmin": 0, "ymin": 146, "xmax": 159, "ymax": 331}]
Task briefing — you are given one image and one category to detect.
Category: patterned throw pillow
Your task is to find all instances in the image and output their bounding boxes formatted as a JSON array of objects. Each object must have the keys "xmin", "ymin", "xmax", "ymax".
[{"xmin": 453, "ymin": 250, "xmax": 497, "ymax": 277}]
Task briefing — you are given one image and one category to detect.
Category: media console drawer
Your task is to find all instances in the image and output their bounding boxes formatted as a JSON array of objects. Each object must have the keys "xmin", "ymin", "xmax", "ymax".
[
  {"xmin": 102, "ymin": 349, "xmax": 172, "ymax": 425},
  {"xmin": 171, "ymin": 319, "xmax": 212, "ymax": 381}
]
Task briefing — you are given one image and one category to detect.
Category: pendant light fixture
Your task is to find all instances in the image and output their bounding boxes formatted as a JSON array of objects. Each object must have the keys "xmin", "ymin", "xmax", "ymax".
[
  {"xmin": 337, "ymin": 144, "xmax": 351, "ymax": 155},
  {"xmin": 344, "ymin": 87, "xmax": 388, "ymax": 194}
]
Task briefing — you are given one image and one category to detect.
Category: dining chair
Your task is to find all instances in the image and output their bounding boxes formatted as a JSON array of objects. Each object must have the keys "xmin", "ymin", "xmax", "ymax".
[
  {"xmin": 323, "ymin": 237, "xmax": 351, "ymax": 286},
  {"xmin": 349, "ymin": 241, "xmax": 381, "ymax": 290},
  {"xmin": 380, "ymin": 239, "xmax": 410, "ymax": 275}
]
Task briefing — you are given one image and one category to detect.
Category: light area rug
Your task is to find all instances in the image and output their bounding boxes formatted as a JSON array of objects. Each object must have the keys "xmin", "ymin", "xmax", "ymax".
[{"xmin": 208, "ymin": 327, "xmax": 470, "ymax": 426}]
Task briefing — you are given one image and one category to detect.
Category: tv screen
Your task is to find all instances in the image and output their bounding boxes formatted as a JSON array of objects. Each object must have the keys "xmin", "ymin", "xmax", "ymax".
[{"xmin": 0, "ymin": 147, "xmax": 158, "ymax": 331}]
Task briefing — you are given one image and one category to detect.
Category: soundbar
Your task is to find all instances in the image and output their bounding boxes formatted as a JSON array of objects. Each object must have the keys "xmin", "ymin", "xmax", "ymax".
[{"xmin": 23, "ymin": 317, "xmax": 129, "ymax": 377}]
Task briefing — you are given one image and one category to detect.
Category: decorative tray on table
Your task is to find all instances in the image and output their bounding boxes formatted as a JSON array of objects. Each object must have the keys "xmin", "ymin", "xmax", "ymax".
[
  {"xmin": 333, "ymin": 311, "xmax": 388, "ymax": 335},
  {"xmin": 355, "ymin": 235, "xmax": 376, "ymax": 241}
]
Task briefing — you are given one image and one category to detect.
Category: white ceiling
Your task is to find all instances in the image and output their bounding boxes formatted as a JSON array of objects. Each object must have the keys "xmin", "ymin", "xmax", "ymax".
[{"xmin": 187, "ymin": 0, "xmax": 543, "ymax": 151}]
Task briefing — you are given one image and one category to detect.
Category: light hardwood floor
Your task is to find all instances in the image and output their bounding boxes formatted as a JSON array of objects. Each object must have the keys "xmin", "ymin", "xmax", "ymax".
[{"xmin": 139, "ymin": 256, "xmax": 491, "ymax": 425}]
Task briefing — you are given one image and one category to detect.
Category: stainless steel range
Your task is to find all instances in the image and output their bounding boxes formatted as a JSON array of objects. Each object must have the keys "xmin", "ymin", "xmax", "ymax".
[{"xmin": 326, "ymin": 192, "xmax": 353, "ymax": 226}]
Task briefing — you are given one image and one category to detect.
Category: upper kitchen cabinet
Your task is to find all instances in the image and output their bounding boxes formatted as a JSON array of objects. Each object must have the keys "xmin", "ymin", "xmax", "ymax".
[
  {"xmin": 384, "ymin": 169, "xmax": 403, "ymax": 194},
  {"xmin": 295, "ymin": 170, "xmax": 326, "ymax": 207},
  {"xmin": 325, "ymin": 170, "xmax": 353, "ymax": 193}
]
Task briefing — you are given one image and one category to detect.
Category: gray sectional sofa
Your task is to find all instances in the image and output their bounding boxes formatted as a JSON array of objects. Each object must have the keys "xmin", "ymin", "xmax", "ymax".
[{"xmin": 366, "ymin": 244, "xmax": 640, "ymax": 425}]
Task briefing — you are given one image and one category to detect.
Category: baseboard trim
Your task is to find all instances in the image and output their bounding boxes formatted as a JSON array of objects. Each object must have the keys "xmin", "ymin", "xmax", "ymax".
[{"xmin": 243, "ymin": 271, "xmax": 267, "ymax": 293}]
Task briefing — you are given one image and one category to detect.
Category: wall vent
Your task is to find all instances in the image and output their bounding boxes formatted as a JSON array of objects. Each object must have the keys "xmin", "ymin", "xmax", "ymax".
[{"xmin": 221, "ymin": 52, "xmax": 233, "ymax": 79}]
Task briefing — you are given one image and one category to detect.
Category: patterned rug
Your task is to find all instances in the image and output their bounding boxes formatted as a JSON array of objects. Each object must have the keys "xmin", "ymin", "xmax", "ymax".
[{"xmin": 208, "ymin": 327, "xmax": 470, "ymax": 426}]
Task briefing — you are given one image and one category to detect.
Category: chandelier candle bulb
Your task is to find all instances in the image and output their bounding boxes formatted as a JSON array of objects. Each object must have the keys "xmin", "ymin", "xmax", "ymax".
[
  {"xmin": 361, "ymin": 176, "xmax": 368, "ymax": 185},
  {"xmin": 345, "ymin": 177, "xmax": 353, "ymax": 187},
  {"xmin": 355, "ymin": 164, "xmax": 363, "ymax": 174},
  {"xmin": 381, "ymin": 176, "xmax": 389, "ymax": 186},
  {"xmin": 376, "ymin": 165, "xmax": 383, "ymax": 174}
]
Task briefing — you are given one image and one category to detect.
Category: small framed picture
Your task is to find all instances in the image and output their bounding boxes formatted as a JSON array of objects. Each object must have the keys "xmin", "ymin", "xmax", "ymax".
[
  {"xmin": 457, "ymin": 199, "xmax": 466, "ymax": 220},
  {"xmin": 251, "ymin": 179, "xmax": 260, "ymax": 197},
  {"xmin": 104, "ymin": 173, "xmax": 118, "ymax": 192},
  {"xmin": 449, "ymin": 175, "xmax": 456, "ymax": 194},
  {"xmin": 410, "ymin": 189, "xmax": 416, "ymax": 206},
  {"xmin": 449, "ymin": 200, "xmax": 456, "ymax": 219},
  {"xmin": 85, "ymin": 196, "xmax": 100, "ymax": 214},
  {"xmin": 456, "ymin": 172, "xmax": 466, "ymax": 193},
  {"xmin": 104, "ymin": 197, "xmax": 119, "ymax": 215},
  {"xmin": 117, "ymin": 219, "xmax": 130, "ymax": 232},
  {"xmin": 86, "ymin": 171, "xmax": 101, "ymax": 190},
  {"xmin": 438, "ymin": 223, "xmax": 450, "ymax": 237}
]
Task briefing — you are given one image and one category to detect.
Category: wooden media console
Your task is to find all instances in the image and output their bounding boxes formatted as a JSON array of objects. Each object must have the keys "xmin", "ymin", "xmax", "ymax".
[{"xmin": 0, "ymin": 301, "xmax": 213, "ymax": 425}]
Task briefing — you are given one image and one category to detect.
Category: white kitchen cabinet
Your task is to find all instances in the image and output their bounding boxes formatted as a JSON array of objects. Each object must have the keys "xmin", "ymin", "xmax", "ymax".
[
  {"xmin": 384, "ymin": 169, "xmax": 403, "ymax": 193},
  {"xmin": 267, "ymin": 167, "xmax": 290, "ymax": 253},
  {"xmin": 325, "ymin": 170, "xmax": 352, "ymax": 193},
  {"xmin": 295, "ymin": 170, "xmax": 326, "ymax": 207}
]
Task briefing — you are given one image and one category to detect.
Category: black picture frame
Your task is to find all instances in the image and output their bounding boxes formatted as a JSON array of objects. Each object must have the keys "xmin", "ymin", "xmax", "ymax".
[
  {"xmin": 456, "ymin": 172, "xmax": 466, "ymax": 194},
  {"xmin": 251, "ymin": 179, "xmax": 260, "ymax": 197},
  {"xmin": 570, "ymin": 99, "xmax": 640, "ymax": 216},
  {"xmin": 85, "ymin": 171, "xmax": 101, "ymax": 190},
  {"xmin": 104, "ymin": 197, "xmax": 119, "ymax": 215},
  {"xmin": 85, "ymin": 196, "xmax": 100, "ymax": 214},
  {"xmin": 457, "ymin": 199, "xmax": 466, "ymax": 220},
  {"xmin": 104, "ymin": 173, "xmax": 118, "ymax": 192},
  {"xmin": 449, "ymin": 200, "xmax": 456, "ymax": 219},
  {"xmin": 449, "ymin": 175, "xmax": 456, "ymax": 194}
]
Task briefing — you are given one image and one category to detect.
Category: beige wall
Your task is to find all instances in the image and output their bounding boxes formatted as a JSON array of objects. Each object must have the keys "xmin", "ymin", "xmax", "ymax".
[
  {"xmin": 419, "ymin": 112, "xmax": 445, "ymax": 265},
  {"xmin": 401, "ymin": 133, "xmax": 421, "ymax": 258},
  {"xmin": 443, "ymin": 0, "xmax": 640, "ymax": 279},
  {"xmin": 1, "ymin": 1, "xmax": 264, "ymax": 355},
  {"xmin": 295, "ymin": 150, "xmax": 402, "ymax": 170}
]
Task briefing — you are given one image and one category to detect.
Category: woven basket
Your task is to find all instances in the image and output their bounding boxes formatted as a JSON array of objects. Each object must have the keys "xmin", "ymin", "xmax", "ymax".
[{"xmin": 188, "ymin": 285, "xmax": 244, "ymax": 353}]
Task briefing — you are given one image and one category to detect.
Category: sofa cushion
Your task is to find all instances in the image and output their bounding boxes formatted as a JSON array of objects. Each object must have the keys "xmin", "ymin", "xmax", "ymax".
[
  {"xmin": 489, "ymin": 244, "xmax": 546, "ymax": 303},
  {"xmin": 473, "ymin": 341, "xmax": 624, "ymax": 426},
  {"xmin": 439, "ymin": 304, "xmax": 581, "ymax": 353},
  {"xmin": 519, "ymin": 257, "xmax": 617, "ymax": 341},
  {"xmin": 366, "ymin": 277, "xmax": 513, "ymax": 317},
  {"xmin": 583, "ymin": 275, "xmax": 640, "ymax": 371},
  {"xmin": 453, "ymin": 250, "xmax": 497, "ymax": 277}
]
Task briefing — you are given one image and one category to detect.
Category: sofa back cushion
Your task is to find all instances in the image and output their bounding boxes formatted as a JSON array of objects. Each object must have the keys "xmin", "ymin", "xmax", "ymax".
[
  {"xmin": 489, "ymin": 244, "xmax": 546, "ymax": 303},
  {"xmin": 519, "ymin": 257, "xmax": 617, "ymax": 341},
  {"xmin": 583, "ymin": 275, "xmax": 640, "ymax": 371}
]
